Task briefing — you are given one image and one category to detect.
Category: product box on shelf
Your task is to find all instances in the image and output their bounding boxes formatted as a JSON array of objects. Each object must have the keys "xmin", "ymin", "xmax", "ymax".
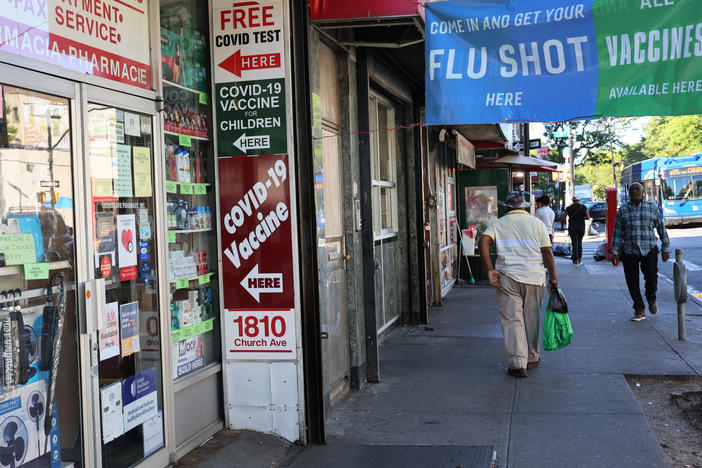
[
  {"xmin": 196, "ymin": 250, "xmax": 207, "ymax": 276},
  {"xmin": 168, "ymin": 250, "xmax": 198, "ymax": 281},
  {"xmin": 0, "ymin": 378, "xmax": 54, "ymax": 465},
  {"xmin": 175, "ymin": 147, "xmax": 191, "ymax": 182}
]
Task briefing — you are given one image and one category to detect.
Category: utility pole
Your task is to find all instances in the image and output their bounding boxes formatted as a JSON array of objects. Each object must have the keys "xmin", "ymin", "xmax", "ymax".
[
  {"xmin": 566, "ymin": 122, "xmax": 575, "ymax": 206},
  {"xmin": 522, "ymin": 123, "xmax": 535, "ymax": 214}
]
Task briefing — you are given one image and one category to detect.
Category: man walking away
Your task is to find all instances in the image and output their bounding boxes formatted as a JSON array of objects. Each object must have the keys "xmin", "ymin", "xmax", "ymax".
[
  {"xmin": 561, "ymin": 196, "xmax": 590, "ymax": 266},
  {"xmin": 610, "ymin": 182, "xmax": 670, "ymax": 322},
  {"xmin": 535, "ymin": 195, "xmax": 556, "ymax": 244},
  {"xmin": 479, "ymin": 192, "xmax": 559, "ymax": 378}
]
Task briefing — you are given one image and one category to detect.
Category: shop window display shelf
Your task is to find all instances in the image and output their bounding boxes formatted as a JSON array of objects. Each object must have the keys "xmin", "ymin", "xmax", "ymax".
[
  {"xmin": 169, "ymin": 228, "xmax": 213, "ymax": 234},
  {"xmin": 0, "ymin": 260, "xmax": 72, "ymax": 277},
  {"xmin": 168, "ymin": 181, "xmax": 211, "ymax": 187},
  {"xmin": 170, "ymin": 271, "xmax": 216, "ymax": 287},
  {"xmin": 163, "ymin": 79, "xmax": 203, "ymax": 95},
  {"xmin": 164, "ymin": 130, "xmax": 211, "ymax": 141}
]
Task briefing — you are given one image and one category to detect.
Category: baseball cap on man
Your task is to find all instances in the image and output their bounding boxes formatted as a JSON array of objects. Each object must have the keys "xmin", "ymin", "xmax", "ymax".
[{"xmin": 498, "ymin": 191, "xmax": 530, "ymax": 209}]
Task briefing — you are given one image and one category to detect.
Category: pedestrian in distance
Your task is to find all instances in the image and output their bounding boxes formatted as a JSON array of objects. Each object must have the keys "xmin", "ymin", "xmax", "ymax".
[
  {"xmin": 561, "ymin": 196, "xmax": 590, "ymax": 266},
  {"xmin": 610, "ymin": 181, "xmax": 670, "ymax": 322},
  {"xmin": 535, "ymin": 195, "xmax": 556, "ymax": 244},
  {"xmin": 478, "ymin": 191, "xmax": 559, "ymax": 378}
]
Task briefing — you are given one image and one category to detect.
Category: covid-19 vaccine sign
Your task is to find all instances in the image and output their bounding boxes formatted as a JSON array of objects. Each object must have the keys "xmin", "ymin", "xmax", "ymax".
[{"xmin": 213, "ymin": 0, "xmax": 295, "ymax": 360}]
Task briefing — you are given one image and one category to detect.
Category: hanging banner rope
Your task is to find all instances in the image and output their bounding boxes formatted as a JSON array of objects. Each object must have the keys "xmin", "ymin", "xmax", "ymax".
[{"xmin": 425, "ymin": 0, "xmax": 702, "ymax": 125}]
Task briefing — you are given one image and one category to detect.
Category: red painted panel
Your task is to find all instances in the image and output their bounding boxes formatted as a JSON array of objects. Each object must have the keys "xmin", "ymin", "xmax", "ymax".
[
  {"xmin": 309, "ymin": 0, "xmax": 421, "ymax": 21},
  {"xmin": 218, "ymin": 154, "xmax": 294, "ymax": 309},
  {"xmin": 605, "ymin": 188, "xmax": 618, "ymax": 259}
]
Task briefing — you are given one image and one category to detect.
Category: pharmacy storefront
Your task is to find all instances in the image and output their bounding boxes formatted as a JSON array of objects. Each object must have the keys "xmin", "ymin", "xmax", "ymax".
[{"xmin": 0, "ymin": 0, "xmax": 240, "ymax": 466}]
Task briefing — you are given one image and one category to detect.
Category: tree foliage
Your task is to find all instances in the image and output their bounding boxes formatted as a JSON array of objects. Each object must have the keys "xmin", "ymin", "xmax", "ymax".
[
  {"xmin": 542, "ymin": 118, "xmax": 632, "ymax": 165},
  {"xmin": 574, "ymin": 163, "xmax": 618, "ymax": 199},
  {"xmin": 641, "ymin": 116, "xmax": 702, "ymax": 158}
]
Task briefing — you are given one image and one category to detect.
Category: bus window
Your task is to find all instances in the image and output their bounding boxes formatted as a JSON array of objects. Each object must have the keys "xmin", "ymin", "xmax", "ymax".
[
  {"xmin": 662, "ymin": 176, "xmax": 692, "ymax": 200},
  {"xmin": 643, "ymin": 180, "xmax": 659, "ymax": 203},
  {"xmin": 663, "ymin": 176, "xmax": 690, "ymax": 200},
  {"xmin": 693, "ymin": 174, "xmax": 702, "ymax": 200}
]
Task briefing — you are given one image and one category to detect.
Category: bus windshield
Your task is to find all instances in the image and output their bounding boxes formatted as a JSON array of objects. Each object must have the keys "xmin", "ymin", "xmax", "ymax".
[{"xmin": 662, "ymin": 175, "xmax": 702, "ymax": 200}]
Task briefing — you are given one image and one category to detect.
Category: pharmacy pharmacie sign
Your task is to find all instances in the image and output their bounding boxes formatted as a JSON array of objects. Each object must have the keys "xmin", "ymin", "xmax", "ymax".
[
  {"xmin": 213, "ymin": 0, "xmax": 287, "ymax": 156},
  {"xmin": 0, "ymin": 0, "xmax": 151, "ymax": 89},
  {"xmin": 425, "ymin": 0, "xmax": 702, "ymax": 125}
]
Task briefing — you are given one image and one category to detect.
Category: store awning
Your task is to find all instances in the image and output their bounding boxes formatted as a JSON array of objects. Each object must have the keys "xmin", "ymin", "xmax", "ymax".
[
  {"xmin": 478, "ymin": 155, "xmax": 559, "ymax": 172},
  {"xmin": 309, "ymin": 0, "xmax": 425, "ymax": 48},
  {"xmin": 494, "ymin": 155, "xmax": 559, "ymax": 168}
]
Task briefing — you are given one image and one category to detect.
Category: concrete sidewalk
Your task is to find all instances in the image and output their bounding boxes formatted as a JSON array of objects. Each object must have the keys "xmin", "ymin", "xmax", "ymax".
[{"xmin": 187, "ymin": 242, "xmax": 702, "ymax": 467}]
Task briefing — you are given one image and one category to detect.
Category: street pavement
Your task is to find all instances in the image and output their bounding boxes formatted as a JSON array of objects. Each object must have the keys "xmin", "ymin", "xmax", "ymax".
[{"xmin": 189, "ymin": 226, "xmax": 702, "ymax": 468}]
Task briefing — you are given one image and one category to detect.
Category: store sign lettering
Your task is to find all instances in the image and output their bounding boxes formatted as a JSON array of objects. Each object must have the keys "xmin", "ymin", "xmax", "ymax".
[
  {"xmin": 0, "ymin": 0, "xmax": 151, "ymax": 88},
  {"xmin": 222, "ymin": 158, "xmax": 288, "ymax": 270}
]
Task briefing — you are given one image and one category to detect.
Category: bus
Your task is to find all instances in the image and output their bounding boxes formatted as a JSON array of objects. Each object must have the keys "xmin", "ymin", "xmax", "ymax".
[{"xmin": 620, "ymin": 154, "xmax": 702, "ymax": 226}]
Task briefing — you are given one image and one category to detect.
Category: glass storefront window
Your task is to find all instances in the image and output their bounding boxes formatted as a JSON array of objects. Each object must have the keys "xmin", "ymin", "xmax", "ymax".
[
  {"xmin": 161, "ymin": 0, "xmax": 221, "ymax": 384},
  {"xmin": 369, "ymin": 95, "xmax": 398, "ymax": 237},
  {"xmin": 87, "ymin": 105, "xmax": 165, "ymax": 467},
  {"xmin": 0, "ymin": 85, "xmax": 83, "ymax": 467}
]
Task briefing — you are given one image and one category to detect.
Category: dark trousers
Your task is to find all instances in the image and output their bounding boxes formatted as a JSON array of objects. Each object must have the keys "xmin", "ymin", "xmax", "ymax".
[
  {"xmin": 622, "ymin": 248, "xmax": 658, "ymax": 310},
  {"xmin": 569, "ymin": 227, "xmax": 585, "ymax": 263}
]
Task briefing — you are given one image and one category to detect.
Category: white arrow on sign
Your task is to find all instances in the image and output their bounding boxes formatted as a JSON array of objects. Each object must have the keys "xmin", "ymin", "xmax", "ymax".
[
  {"xmin": 240, "ymin": 264, "xmax": 283, "ymax": 302},
  {"xmin": 233, "ymin": 133, "xmax": 271, "ymax": 153}
]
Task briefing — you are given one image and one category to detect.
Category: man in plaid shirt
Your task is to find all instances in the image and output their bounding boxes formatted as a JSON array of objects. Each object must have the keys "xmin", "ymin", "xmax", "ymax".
[{"xmin": 611, "ymin": 182, "xmax": 670, "ymax": 321}]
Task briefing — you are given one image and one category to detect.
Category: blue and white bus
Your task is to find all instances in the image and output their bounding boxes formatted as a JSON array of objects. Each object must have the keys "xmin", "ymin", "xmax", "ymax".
[{"xmin": 620, "ymin": 154, "xmax": 702, "ymax": 225}]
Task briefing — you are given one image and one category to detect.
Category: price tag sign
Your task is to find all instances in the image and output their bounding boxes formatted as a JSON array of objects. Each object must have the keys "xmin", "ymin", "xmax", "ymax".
[
  {"xmin": 180, "ymin": 183, "xmax": 193, "ymax": 195},
  {"xmin": 194, "ymin": 183, "xmax": 207, "ymax": 195},
  {"xmin": 24, "ymin": 263, "xmax": 49, "ymax": 280},
  {"xmin": 199, "ymin": 92, "xmax": 209, "ymax": 105},
  {"xmin": 175, "ymin": 278, "xmax": 189, "ymax": 290},
  {"xmin": 172, "ymin": 318, "xmax": 215, "ymax": 342},
  {"xmin": 166, "ymin": 181, "xmax": 178, "ymax": 193},
  {"xmin": 179, "ymin": 134, "xmax": 192, "ymax": 147},
  {"xmin": 198, "ymin": 273, "xmax": 211, "ymax": 285},
  {"xmin": 168, "ymin": 231, "xmax": 176, "ymax": 243}
]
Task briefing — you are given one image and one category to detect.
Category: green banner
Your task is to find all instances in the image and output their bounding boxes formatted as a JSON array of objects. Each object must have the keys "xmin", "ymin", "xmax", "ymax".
[{"xmin": 593, "ymin": 0, "xmax": 702, "ymax": 117}]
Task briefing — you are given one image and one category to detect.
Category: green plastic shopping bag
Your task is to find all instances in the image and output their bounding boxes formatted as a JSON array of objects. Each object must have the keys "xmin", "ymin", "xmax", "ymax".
[{"xmin": 543, "ymin": 288, "xmax": 573, "ymax": 351}]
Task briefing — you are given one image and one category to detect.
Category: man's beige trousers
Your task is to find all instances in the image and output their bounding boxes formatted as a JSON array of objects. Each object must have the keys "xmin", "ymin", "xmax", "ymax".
[{"xmin": 495, "ymin": 274, "xmax": 544, "ymax": 370}]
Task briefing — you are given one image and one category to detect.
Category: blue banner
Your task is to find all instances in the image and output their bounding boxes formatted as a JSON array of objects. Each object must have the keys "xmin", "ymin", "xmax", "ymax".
[
  {"xmin": 426, "ymin": 0, "xmax": 702, "ymax": 124},
  {"xmin": 426, "ymin": 0, "xmax": 598, "ymax": 124}
]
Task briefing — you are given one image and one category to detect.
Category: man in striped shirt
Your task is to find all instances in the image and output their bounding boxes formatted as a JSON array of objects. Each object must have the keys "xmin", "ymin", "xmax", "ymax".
[
  {"xmin": 611, "ymin": 182, "xmax": 670, "ymax": 322},
  {"xmin": 479, "ymin": 192, "xmax": 559, "ymax": 378}
]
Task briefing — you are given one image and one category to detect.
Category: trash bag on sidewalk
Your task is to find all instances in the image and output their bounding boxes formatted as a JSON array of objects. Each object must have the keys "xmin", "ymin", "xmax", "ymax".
[
  {"xmin": 543, "ymin": 289, "xmax": 573, "ymax": 351},
  {"xmin": 552, "ymin": 243, "xmax": 572, "ymax": 257},
  {"xmin": 594, "ymin": 240, "xmax": 607, "ymax": 261}
]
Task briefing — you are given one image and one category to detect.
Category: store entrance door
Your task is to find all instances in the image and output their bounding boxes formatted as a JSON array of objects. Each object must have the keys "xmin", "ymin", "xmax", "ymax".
[
  {"xmin": 316, "ymin": 43, "xmax": 350, "ymax": 408},
  {"xmin": 81, "ymin": 87, "xmax": 169, "ymax": 468},
  {"xmin": 0, "ymin": 66, "xmax": 85, "ymax": 468}
]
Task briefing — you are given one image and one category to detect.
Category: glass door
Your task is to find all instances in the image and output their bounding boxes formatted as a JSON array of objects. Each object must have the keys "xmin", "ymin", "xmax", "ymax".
[
  {"xmin": 85, "ymin": 99, "xmax": 166, "ymax": 467},
  {"xmin": 0, "ymin": 80, "xmax": 84, "ymax": 466}
]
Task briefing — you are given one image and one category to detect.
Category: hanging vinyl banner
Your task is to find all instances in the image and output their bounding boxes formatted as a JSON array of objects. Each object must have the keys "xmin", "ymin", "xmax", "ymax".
[{"xmin": 425, "ymin": 0, "xmax": 702, "ymax": 124}]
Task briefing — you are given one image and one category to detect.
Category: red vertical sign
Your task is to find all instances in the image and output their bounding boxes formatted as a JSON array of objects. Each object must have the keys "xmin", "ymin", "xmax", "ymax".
[{"xmin": 218, "ymin": 154, "xmax": 294, "ymax": 309}]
